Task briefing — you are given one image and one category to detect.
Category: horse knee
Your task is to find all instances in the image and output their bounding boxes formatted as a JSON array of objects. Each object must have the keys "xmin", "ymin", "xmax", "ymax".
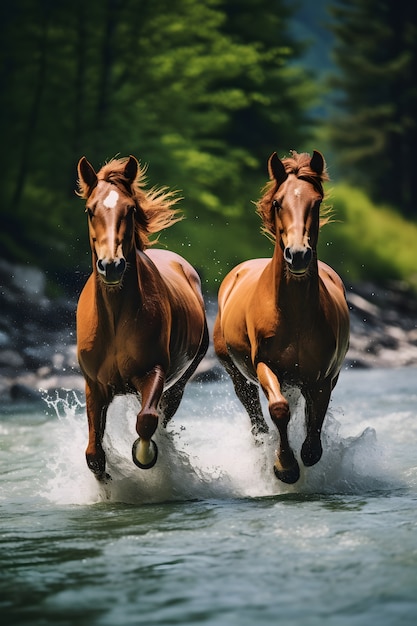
[
  {"xmin": 136, "ymin": 410, "xmax": 159, "ymax": 440},
  {"xmin": 269, "ymin": 400, "xmax": 290, "ymax": 427}
]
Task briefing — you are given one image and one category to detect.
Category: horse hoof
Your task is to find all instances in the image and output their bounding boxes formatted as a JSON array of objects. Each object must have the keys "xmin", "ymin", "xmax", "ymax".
[
  {"xmin": 87, "ymin": 456, "xmax": 106, "ymax": 478},
  {"xmin": 132, "ymin": 438, "xmax": 158, "ymax": 469},
  {"xmin": 97, "ymin": 472, "xmax": 112, "ymax": 483},
  {"xmin": 273, "ymin": 463, "xmax": 300, "ymax": 484},
  {"xmin": 301, "ymin": 440, "xmax": 323, "ymax": 467}
]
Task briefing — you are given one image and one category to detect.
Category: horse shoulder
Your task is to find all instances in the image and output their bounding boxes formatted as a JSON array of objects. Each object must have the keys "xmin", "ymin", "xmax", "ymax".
[
  {"xmin": 318, "ymin": 263, "xmax": 348, "ymax": 314},
  {"xmin": 76, "ymin": 276, "xmax": 107, "ymax": 381},
  {"xmin": 218, "ymin": 259, "xmax": 269, "ymax": 310},
  {"xmin": 318, "ymin": 261, "xmax": 346, "ymax": 295},
  {"xmin": 218, "ymin": 259, "xmax": 276, "ymax": 355},
  {"xmin": 143, "ymin": 249, "xmax": 206, "ymax": 365},
  {"xmin": 77, "ymin": 275, "xmax": 98, "ymax": 349},
  {"xmin": 318, "ymin": 261, "xmax": 350, "ymax": 359},
  {"xmin": 145, "ymin": 250, "xmax": 204, "ymax": 322}
]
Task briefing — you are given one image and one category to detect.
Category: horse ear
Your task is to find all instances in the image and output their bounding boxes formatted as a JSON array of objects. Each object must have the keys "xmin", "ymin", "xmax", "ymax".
[
  {"xmin": 268, "ymin": 152, "xmax": 287, "ymax": 186},
  {"xmin": 124, "ymin": 155, "xmax": 139, "ymax": 184},
  {"xmin": 77, "ymin": 157, "xmax": 97, "ymax": 197},
  {"xmin": 310, "ymin": 150, "xmax": 325, "ymax": 176}
]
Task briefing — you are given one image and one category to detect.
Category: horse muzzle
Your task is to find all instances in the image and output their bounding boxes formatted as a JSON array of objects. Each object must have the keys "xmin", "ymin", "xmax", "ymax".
[
  {"xmin": 284, "ymin": 246, "xmax": 312, "ymax": 275},
  {"xmin": 96, "ymin": 257, "xmax": 127, "ymax": 285}
]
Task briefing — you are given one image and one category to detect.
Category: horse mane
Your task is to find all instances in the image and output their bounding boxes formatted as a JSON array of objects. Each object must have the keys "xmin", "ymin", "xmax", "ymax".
[
  {"xmin": 94, "ymin": 157, "xmax": 182, "ymax": 249},
  {"xmin": 256, "ymin": 151, "xmax": 331, "ymax": 241}
]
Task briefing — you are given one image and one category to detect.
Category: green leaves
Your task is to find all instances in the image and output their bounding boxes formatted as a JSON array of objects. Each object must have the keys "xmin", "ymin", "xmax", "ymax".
[
  {"xmin": 0, "ymin": 0, "xmax": 312, "ymax": 290},
  {"xmin": 326, "ymin": 0, "xmax": 417, "ymax": 216}
]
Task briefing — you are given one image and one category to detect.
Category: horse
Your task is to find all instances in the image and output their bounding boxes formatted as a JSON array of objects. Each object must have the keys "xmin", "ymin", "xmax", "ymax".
[
  {"xmin": 76, "ymin": 155, "xmax": 208, "ymax": 479},
  {"xmin": 213, "ymin": 150, "xmax": 350, "ymax": 484}
]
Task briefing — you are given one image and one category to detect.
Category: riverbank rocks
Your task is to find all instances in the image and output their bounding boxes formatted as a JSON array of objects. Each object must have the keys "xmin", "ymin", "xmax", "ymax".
[
  {"xmin": 1, "ymin": 259, "xmax": 416, "ymax": 405},
  {"xmin": 345, "ymin": 282, "xmax": 417, "ymax": 368}
]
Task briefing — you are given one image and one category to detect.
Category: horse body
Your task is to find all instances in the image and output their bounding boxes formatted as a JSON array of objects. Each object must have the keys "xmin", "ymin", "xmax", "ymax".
[
  {"xmin": 76, "ymin": 156, "xmax": 208, "ymax": 478},
  {"xmin": 78, "ymin": 249, "xmax": 205, "ymax": 391},
  {"xmin": 219, "ymin": 258, "xmax": 347, "ymax": 383},
  {"xmin": 214, "ymin": 151, "xmax": 349, "ymax": 484}
]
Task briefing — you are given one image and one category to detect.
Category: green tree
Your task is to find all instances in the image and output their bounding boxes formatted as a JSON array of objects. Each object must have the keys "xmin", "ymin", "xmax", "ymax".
[
  {"xmin": 0, "ymin": 0, "xmax": 316, "ymax": 292},
  {"xmin": 327, "ymin": 0, "xmax": 417, "ymax": 217}
]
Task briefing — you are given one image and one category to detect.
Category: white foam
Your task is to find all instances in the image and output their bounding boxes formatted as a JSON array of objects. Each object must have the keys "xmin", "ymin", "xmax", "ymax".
[{"xmin": 40, "ymin": 383, "xmax": 401, "ymax": 506}]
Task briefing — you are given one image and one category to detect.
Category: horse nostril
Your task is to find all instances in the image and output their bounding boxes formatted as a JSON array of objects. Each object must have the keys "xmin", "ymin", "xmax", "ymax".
[
  {"xmin": 96, "ymin": 258, "xmax": 126, "ymax": 283},
  {"xmin": 284, "ymin": 247, "xmax": 293, "ymax": 264},
  {"xmin": 116, "ymin": 258, "xmax": 126, "ymax": 274},
  {"xmin": 284, "ymin": 247, "xmax": 312, "ymax": 273},
  {"xmin": 304, "ymin": 247, "xmax": 312, "ymax": 264}
]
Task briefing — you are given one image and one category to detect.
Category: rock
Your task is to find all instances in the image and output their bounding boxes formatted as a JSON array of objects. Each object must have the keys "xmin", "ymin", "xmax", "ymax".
[
  {"xmin": 0, "ymin": 349, "xmax": 25, "ymax": 369},
  {"xmin": 10, "ymin": 383, "xmax": 43, "ymax": 403}
]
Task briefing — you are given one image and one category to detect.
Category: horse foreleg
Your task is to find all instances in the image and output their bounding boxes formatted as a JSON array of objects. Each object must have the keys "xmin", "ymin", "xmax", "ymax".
[
  {"xmin": 256, "ymin": 362, "xmax": 299, "ymax": 484},
  {"xmin": 85, "ymin": 381, "xmax": 109, "ymax": 480},
  {"xmin": 301, "ymin": 383, "xmax": 332, "ymax": 467},
  {"xmin": 131, "ymin": 366, "xmax": 165, "ymax": 469}
]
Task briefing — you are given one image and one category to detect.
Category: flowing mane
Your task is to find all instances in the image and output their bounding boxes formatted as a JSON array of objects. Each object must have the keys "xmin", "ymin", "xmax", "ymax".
[
  {"xmin": 78, "ymin": 156, "xmax": 182, "ymax": 249},
  {"xmin": 256, "ymin": 151, "xmax": 331, "ymax": 241}
]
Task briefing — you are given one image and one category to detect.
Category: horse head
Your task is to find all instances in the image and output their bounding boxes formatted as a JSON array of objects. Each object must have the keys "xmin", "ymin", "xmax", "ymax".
[
  {"xmin": 267, "ymin": 150, "xmax": 326, "ymax": 277},
  {"xmin": 77, "ymin": 156, "xmax": 139, "ymax": 286}
]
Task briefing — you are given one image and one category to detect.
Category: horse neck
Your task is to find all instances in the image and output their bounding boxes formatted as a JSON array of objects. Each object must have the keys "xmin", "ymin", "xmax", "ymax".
[
  {"xmin": 269, "ymin": 240, "xmax": 320, "ymax": 317},
  {"xmin": 94, "ymin": 248, "xmax": 141, "ymax": 322}
]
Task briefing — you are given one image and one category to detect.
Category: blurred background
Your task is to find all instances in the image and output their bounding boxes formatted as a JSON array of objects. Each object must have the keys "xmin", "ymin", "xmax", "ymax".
[{"xmin": 0, "ymin": 0, "xmax": 416, "ymax": 296}]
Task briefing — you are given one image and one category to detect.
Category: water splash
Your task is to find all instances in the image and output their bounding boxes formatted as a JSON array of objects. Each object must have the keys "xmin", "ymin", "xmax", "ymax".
[{"xmin": 40, "ymin": 383, "xmax": 400, "ymax": 506}]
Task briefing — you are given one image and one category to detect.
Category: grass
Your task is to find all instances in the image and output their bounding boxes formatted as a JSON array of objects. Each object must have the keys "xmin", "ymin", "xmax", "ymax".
[{"xmin": 318, "ymin": 184, "xmax": 417, "ymax": 290}]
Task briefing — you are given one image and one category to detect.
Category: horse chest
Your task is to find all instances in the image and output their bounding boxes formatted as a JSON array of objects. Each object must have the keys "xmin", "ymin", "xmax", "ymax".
[
  {"xmin": 258, "ymin": 322, "xmax": 335, "ymax": 383},
  {"xmin": 80, "ymin": 317, "xmax": 166, "ymax": 388}
]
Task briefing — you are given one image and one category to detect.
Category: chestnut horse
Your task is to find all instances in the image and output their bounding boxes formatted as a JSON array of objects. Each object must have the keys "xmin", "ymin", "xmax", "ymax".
[
  {"xmin": 76, "ymin": 155, "xmax": 208, "ymax": 479},
  {"xmin": 213, "ymin": 151, "xmax": 349, "ymax": 484}
]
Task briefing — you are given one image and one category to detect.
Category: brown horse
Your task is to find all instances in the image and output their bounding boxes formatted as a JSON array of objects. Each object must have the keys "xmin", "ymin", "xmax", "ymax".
[
  {"xmin": 213, "ymin": 150, "xmax": 349, "ymax": 484},
  {"xmin": 76, "ymin": 155, "xmax": 208, "ymax": 479}
]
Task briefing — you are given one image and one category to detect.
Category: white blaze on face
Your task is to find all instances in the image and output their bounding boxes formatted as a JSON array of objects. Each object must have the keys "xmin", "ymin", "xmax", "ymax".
[
  {"xmin": 103, "ymin": 189, "xmax": 119, "ymax": 208},
  {"xmin": 101, "ymin": 189, "xmax": 120, "ymax": 259},
  {"xmin": 294, "ymin": 187, "xmax": 301, "ymax": 198}
]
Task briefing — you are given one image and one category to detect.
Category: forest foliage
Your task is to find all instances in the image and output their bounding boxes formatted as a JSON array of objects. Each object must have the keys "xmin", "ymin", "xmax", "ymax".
[{"xmin": 1, "ymin": 0, "xmax": 416, "ymax": 294}]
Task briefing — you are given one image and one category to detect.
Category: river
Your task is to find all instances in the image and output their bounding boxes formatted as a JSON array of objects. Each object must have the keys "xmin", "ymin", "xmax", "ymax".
[{"xmin": 1, "ymin": 367, "xmax": 416, "ymax": 625}]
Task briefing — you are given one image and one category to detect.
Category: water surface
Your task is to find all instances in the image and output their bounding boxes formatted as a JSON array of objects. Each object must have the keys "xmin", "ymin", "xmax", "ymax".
[{"xmin": 1, "ymin": 367, "xmax": 416, "ymax": 625}]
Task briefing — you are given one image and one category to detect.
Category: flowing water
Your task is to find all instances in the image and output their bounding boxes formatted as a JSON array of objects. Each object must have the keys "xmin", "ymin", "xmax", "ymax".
[{"xmin": 1, "ymin": 367, "xmax": 416, "ymax": 625}]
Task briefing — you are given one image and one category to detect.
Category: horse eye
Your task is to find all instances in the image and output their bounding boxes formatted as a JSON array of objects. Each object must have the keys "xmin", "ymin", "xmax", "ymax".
[
  {"xmin": 272, "ymin": 199, "xmax": 281, "ymax": 210},
  {"xmin": 87, "ymin": 208, "xmax": 94, "ymax": 218}
]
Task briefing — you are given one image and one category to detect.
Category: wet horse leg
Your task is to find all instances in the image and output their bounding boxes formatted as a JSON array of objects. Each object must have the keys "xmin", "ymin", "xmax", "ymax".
[
  {"xmin": 131, "ymin": 365, "xmax": 165, "ymax": 469},
  {"xmin": 256, "ymin": 362, "xmax": 300, "ymax": 483},
  {"xmin": 85, "ymin": 381, "xmax": 110, "ymax": 480},
  {"xmin": 301, "ymin": 382, "xmax": 332, "ymax": 467},
  {"xmin": 219, "ymin": 354, "xmax": 269, "ymax": 436}
]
